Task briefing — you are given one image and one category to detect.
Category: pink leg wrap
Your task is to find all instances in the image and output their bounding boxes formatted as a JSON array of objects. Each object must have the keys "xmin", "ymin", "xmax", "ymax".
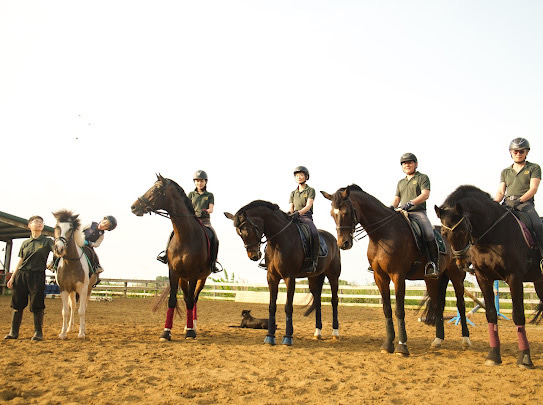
[
  {"xmin": 488, "ymin": 323, "xmax": 500, "ymax": 348},
  {"xmin": 186, "ymin": 309, "xmax": 194, "ymax": 329},
  {"xmin": 193, "ymin": 303, "xmax": 197, "ymax": 321},
  {"xmin": 164, "ymin": 308, "xmax": 174, "ymax": 329},
  {"xmin": 516, "ymin": 325, "xmax": 530, "ymax": 351}
]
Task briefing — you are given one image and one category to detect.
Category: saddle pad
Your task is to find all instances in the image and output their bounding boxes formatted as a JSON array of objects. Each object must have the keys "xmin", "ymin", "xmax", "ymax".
[
  {"xmin": 296, "ymin": 222, "xmax": 328, "ymax": 258},
  {"xmin": 400, "ymin": 211, "xmax": 446, "ymax": 254},
  {"xmin": 511, "ymin": 211, "xmax": 536, "ymax": 247}
]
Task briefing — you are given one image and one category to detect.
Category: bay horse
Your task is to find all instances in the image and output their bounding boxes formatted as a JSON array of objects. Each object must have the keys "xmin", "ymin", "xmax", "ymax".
[
  {"xmin": 224, "ymin": 200, "xmax": 341, "ymax": 345},
  {"xmin": 435, "ymin": 185, "xmax": 543, "ymax": 368},
  {"xmin": 52, "ymin": 209, "xmax": 97, "ymax": 339},
  {"xmin": 131, "ymin": 174, "xmax": 211, "ymax": 341},
  {"xmin": 321, "ymin": 185, "xmax": 471, "ymax": 355}
]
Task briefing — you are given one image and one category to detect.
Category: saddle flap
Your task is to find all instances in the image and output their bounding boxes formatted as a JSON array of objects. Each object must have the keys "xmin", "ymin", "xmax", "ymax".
[
  {"xmin": 511, "ymin": 211, "xmax": 536, "ymax": 247},
  {"xmin": 295, "ymin": 222, "xmax": 328, "ymax": 258},
  {"xmin": 399, "ymin": 211, "xmax": 446, "ymax": 254}
]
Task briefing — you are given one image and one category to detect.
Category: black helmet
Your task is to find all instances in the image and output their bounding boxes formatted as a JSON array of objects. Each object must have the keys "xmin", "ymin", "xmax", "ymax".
[
  {"xmin": 509, "ymin": 138, "xmax": 530, "ymax": 151},
  {"xmin": 293, "ymin": 165, "xmax": 310, "ymax": 180},
  {"xmin": 400, "ymin": 153, "xmax": 418, "ymax": 164},
  {"xmin": 193, "ymin": 170, "xmax": 208, "ymax": 180},
  {"xmin": 104, "ymin": 216, "xmax": 117, "ymax": 231}
]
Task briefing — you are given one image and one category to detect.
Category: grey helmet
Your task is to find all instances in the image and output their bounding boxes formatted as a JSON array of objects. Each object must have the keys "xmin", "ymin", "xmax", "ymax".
[
  {"xmin": 509, "ymin": 138, "xmax": 530, "ymax": 151},
  {"xmin": 193, "ymin": 170, "xmax": 208, "ymax": 181},
  {"xmin": 400, "ymin": 153, "xmax": 418, "ymax": 164},
  {"xmin": 104, "ymin": 216, "xmax": 117, "ymax": 231},
  {"xmin": 293, "ymin": 165, "xmax": 310, "ymax": 180}
]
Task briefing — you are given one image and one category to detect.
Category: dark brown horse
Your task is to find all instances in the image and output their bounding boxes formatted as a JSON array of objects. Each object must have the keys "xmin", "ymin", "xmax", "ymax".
[
  {"xmin": 131, "ymin": 174, "xmax": 211, "ymax": 341},
  {"xmin": 322, "ymin": 185, "xmax": 470, "ymax": 355},
  {"xmin": 435, "ymin": 185, "xmax": 543, "ymax": 368},
  {"xmin": 225, "ymin": 200, "xmax": 341, "ymax": 345}
]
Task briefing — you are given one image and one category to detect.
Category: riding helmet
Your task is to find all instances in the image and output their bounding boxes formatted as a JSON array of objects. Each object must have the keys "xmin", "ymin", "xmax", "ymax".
[
  {"xmin": 400, "ymin": 153, "xmax": 418, "ymax": 164},
  {"xmin": 104, "ymin": 216, "xmax": 117, "ymax": 231},
  {"xmin": 193, "ymin": 170, "xmax": 208, "ymax": 181},
  {"xmin": 509, "ymin": 138, "xmax": 530, "ymax": 151},
  {"xmin": 293, "ymin": 166, "xmax": 310, "ymax": 180}
]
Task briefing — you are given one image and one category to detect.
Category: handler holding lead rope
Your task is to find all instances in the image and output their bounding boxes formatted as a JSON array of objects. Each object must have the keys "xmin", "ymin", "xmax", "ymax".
[{"xmin": 494, "ymin": 138, "xmax": 543, "ymax": 270}]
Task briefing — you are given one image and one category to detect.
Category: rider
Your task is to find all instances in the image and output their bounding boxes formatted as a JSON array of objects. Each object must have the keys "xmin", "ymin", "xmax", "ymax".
[
  {"xmin": 156, "ymin": 170, "xmax": 221, "ymax": 273},
  {"xmin": 82, "ymin": 215, "xmax": 117, "ymax": 275},
  {"xmin": 289, "ymin": 165, "xmax": 319, "ymax": 273},
  {"xmin": 494, "ymin": 138, "xmax": 543, "ymax": 269},
  {"xmin": 391, "ymin": 153, "xmax": 439, "ymax": 278}
]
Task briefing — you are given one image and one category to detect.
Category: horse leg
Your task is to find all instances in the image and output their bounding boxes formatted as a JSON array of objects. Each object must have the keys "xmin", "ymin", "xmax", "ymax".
[
  {"xmin": 160, "ymin": 274, "xmax": 179, "ymax": 342},
  {"xmin": 77, "ymin": 287, "xmax": 88, "ymax": 339},
  {"xmin": 265, "ymin": 274, "xmax": 279, "ymax": 345},
  {"xmin": 477, "ymin": 275, "xmax": 501, "ymax": 366},
  {"xmin": 282, "ymin": 277, "xmax": 296, "ymax": 345},
  {"xmin": 183, "ymin": 279, "xmax": 198, "ymax": 339},
  {"xmin": 328, "ymin": 273, "xmax": 340, "ymax": 340},
  {"xmin": 425, "ymin": 277, "xmax": 445, "ymax": 349},
  {"xmin": 392, "ymin": 277, "xmax": 409, "ymax": 356},
  {"xmin": 308, "ymin": 274, "xmax": 325, "ymax": 340},
  {"xmin": 191, "ymin": 278, "xmax": 207, "ymax": 332},
  {"xmin": 509, "ymin": 275, "xmax": 534, "ymax": 369},
  {"xmin": 67, "ymin": 292, "xmax": 77, "ymax": 333},
  {"xmin": 375, "ymin": 272, "xmax": 395, "ymax": 353},
  {"xmin": 449, "ymin": 271, "xmax": 471, "ymax": 349},
  {"xmin": 59, "ymin": 291, "xmax": 70, "ymax": 340}
]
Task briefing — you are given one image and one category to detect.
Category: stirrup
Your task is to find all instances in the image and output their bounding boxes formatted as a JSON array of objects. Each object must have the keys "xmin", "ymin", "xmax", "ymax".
[
  {"xmin": 258, "ymin": 258, "xmax": 268, "ymax": 269},
  {"xmin": 211, "ymin": 261, "xmax": 223, "ymax": 273},
  {"xmin": 156, "ymin": 251, "xmax": 168, "ymax": 264},
  {"xmin": 424, "ymin": 262, "xmax": 439, "ymax": 278}
]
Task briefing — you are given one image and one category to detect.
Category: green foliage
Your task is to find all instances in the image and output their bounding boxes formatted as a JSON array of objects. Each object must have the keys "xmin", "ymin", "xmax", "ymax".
[
  {"xmin": 155, "ymin": 276, "xmax": 169, "ymax": 281},
  {"xmin": 210, "ymin": 268, "xmax": 236, "ymax": 283}
]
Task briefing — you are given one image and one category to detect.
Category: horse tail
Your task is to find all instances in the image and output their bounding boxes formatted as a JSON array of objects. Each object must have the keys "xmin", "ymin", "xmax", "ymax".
[
  {"xmin": 151, "ymin": 285, "xmax": 171, "ymax": 313},
  {"xmin": 530, "ymin": 301, "xmax": 543, "ymax": 324},
  {"xmin": 303, "ymin": 296, "xmax": 316, "ymax": 317},
  {"xmin": 417, "ymin": 293, "xmax": 435, "ymax": 325}
]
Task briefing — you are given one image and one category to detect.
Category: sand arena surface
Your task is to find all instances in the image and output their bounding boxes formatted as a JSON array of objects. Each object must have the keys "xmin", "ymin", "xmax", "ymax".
[{"xmin": 1, "ymin": 296, "xmax": 543, "ymax": 404}]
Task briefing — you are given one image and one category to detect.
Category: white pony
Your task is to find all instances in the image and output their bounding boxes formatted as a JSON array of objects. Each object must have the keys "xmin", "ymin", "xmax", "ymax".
[{"xmin": 52, "ymin": 210, "xmax": 97, "ymax": 339}]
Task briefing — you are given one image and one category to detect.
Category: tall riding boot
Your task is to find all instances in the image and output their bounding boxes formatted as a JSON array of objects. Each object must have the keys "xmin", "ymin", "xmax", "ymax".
[
  {"xmin": 157, "ymin": 232, "xmax": 174, "ymax": 264},
  {"xmin": 31, "ymin": 311, "xmax": 44, "ymax": 341},
  {"xmin": 536, "ymin": 236, "xmax": 543, "ymax": 272},
  {"xmin": 4, "ymin": 310, "xmax": 23, "ymax": 339},
  {"xmin": 424, "ymin": 240, "xmax": 440, "ymax": 278},
  {"xmin": 307, "ymin": 236, "xmax": 319, "ymax": 273},
  {"xmin": 210, "ymin": 240, "xmax": 222, "ymax": 273}
]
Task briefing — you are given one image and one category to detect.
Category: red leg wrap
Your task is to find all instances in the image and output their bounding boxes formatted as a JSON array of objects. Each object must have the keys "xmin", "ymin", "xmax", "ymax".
[
  {"xmin": 164, "ymin": 308, "xmax": 174, "ymax": 329},
  {"xmin": 516, "ymin": 325, "xmax": 529, "ymax": 351},
  {"xmin": 488, "ymin": 323, "xmax": 500, "ymax": 348},
  {"xmin": 186, "ymin": 309, "xmax": 194, "ymax": 329}
]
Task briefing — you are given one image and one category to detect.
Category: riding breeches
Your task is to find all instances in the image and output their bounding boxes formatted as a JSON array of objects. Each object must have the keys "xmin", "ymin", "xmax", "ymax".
[
  {"xmin": 407, "ymin": 211, "xmax": 435, "ymax": 242},
  {"xmin": 299, "ymin": 214, "xmax": 319, "ymax": 259}
]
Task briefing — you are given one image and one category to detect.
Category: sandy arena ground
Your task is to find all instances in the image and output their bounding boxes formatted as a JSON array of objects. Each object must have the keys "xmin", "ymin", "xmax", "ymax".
[{"xmin": 1, "ymin": 295, "xmax": 543, "ymax": 404}]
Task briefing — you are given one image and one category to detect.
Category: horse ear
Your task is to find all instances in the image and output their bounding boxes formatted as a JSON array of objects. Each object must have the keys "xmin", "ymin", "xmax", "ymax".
[
  {"xmin": 224, "ymin": 212, "xmax": 235, "ymax": 221},
  {"xmin": 321, "ymin": 191, "xmax": 333, "ymax": 201},
  {"xmin": 455, "ymin": 203, "xmax": 464, "ymax": 216},
  {"xmin": 434, "ymin": 205, "xmax": 441, "ymax": 218},
  {"xmin": 342, "ymin": 187, "xmax": 351, "ymax": 198}
]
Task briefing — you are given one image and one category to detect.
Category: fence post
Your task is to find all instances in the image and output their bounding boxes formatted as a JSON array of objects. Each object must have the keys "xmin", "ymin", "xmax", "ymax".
[{"xmin": 124, "ymin": 281, "xmax": 128, "ymax": 297}]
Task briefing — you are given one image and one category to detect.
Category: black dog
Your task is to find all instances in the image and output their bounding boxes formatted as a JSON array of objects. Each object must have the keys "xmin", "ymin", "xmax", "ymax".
[{"xmin": 237, "ymin": 309, "xmax": 269, "ymax": 329}]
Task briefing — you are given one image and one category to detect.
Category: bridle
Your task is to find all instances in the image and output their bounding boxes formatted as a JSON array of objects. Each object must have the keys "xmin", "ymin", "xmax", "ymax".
[
  {"xmin": 54, "ymin": 227, "xmax": 84, "ymax": 261},
  {"xmin": 137, "ymin": 179, "xmax": 171, "ymax": 218},
  {"xmin": 335, "ymin": 198, "xmax": 397, "ymax": 241},
  {"xmin": 237, "ymin": 215, "xmax": 294, "ymax": 250}
]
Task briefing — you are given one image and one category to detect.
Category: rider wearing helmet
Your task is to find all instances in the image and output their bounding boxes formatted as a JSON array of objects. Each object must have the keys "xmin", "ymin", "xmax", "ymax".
[
  {"xmin": 392, "ymin": 153, "xmax": 440, "ymax": 278},
  {"xmin": 494, "ymin": 138, "xmax": 543, "ymax": 268},
  {"xmin": 289, "ymin": 166, "xmax": 319, "ymax": 273},
  {"xmin": 82, "ymin": 215, "xmax": 117, "ymax": 275},
  {"xmin": 157, "ymin": 170, "xmax": 221, "ymax": 273}
]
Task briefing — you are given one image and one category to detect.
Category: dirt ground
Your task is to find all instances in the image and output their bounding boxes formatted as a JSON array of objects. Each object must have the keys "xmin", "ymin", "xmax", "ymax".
[{"xmin": 1, "ymin": 296, "xmax": 543, "ymax": 404}]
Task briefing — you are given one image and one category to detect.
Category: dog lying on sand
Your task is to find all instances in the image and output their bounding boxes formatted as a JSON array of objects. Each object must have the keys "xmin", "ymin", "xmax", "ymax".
[{"xmin": 230, "ymin": 309, "xmax": 270, "ymax": 329}]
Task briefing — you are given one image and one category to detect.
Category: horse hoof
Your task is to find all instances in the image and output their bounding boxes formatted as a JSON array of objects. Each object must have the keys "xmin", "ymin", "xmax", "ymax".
[
  {"xmin": 331, "ymin": 335, "xmax": 340, "ymax": 341},
  {"xmin": 159, "ymin": 330, "xmax": 171, "ymax": 342},
  {"xmin": 59, "ymin": 334, "xmax": 67, "ymax": 340},
  {"xmin": 281, "ymin": 336, "xmax": 293, "ymax": 346},
  {"xmin": 313, "ymin": 335, "xmax": 322, "ymax": 340},
  {"xmin": 486, "ymin": 347, "xmax": 502, "ymax": 366},
  {"xmin": 485, "ymin": 359, "xmax": 501, "ymax": 367},
  {"xmin": 380, "ymin": 341, "xmax": 394, "ymax": 354},
  {"xmin": 430, "ymin": 338, "xmax": 443, "ymax": 349},
  {"xmin": 517, "ymin": 350, "xmax": 534, "ymax": 369},
  {"xmin": 264, "ymin": 336, "xmax": 276, "ymax": 345},
  {"xmin": 394, "ymin": 343, "xmax": 410, "ymax": 356},
  {"xmin": 462, "ymin": 337, "xmax": 472, "ymax": 350},
  {"xmin": 77, "ymin": 334, "xmax": 85, "ymax": 339},
  {"xmin": 185, "ymin": 329, "xmax": 197, "ymax": 339}
]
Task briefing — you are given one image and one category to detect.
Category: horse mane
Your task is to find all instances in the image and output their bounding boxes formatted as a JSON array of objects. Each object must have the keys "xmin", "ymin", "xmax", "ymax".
[
  {"xmin": 333, "ymin": 184, "xmax": 383, "ymax": 208},
  {"xmin": 52, "ymin": 209, "xmax": 85, "ymax": 247},
  {"xmin": 234, "ymin": 200, "xmax": 288, "ymax": 225},
  {"xmin": 166, "ymin": 178, "xmax": 196, "ymax": 215},
  {"xmin": 441, "ymin": 185, "xmax": 492, "ymax": 209}
]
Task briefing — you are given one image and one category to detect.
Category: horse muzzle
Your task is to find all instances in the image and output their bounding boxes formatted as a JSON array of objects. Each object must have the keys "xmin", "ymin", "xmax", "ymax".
[
  {"xmin": 247, "ymin": 250, "xmax": 262, "ymax": 261},
  {"xmin": 54, "ymin": 240, "xmax": 67, "ymax": 257},
  {"xmin": 131, "ymin": 202, "xmax": 149, "ymax": 216},
  {"xmin": 338, "ymin": 238, "xmax": 353, "ymax": 250}
]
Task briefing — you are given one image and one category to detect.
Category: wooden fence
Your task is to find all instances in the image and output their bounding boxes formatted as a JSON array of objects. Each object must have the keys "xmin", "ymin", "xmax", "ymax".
[{"xmin": 37, "ymin": 277, "xmax": 540, "ymax": 314}]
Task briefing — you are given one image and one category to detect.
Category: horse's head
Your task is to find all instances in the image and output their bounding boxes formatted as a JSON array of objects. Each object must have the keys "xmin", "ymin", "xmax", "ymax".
[
  {"xmin": 435, "ymin": 203, "xmax": 472, "ymax": 272},
  {"xmin": 224, "ymin": 210, "xmax": 264, "ymax": 261},
  {"xmin": 131, "ymin": 174, "xmax": 171, "ymax": 216},
  {"xmin": 52, "ymin": 210, "xmax": 83, "ymax": 257},
  {"xmin": 321, "ymin": 187, "xmax": 357, "ymax": 250}
]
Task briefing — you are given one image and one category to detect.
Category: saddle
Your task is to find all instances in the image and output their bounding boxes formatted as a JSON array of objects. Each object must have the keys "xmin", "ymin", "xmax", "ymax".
[
  {"xmin": 510, "ymin": 211, "xmax": 539, "ymax": 248},
  {"xmin": 295, "ymin": 221, "xmax": 328, "ymax": 259},
  {"xmin": 82, "ymin": 246, "xmax": 99, "ymax": 275},
  {"xmin": 399, "ymin": 211, "xmax": 446, "ymax": 255}
]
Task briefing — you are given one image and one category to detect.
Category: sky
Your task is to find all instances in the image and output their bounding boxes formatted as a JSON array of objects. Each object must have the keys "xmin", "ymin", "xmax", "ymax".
[{"xmin": 1, "ymin": 1, "xmax": 542, "ymax": 285}]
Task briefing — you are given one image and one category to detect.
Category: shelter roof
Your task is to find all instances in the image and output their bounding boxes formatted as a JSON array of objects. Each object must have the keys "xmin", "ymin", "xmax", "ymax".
[{"xmin": 0, "ymin": 211, "xmax": 55, "ymax": 241}]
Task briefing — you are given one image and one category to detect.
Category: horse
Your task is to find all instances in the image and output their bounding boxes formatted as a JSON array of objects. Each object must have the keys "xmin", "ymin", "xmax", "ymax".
[
  {"xmin": 435, "ymin": 185, "xmax": 543, "ymax": 368},
  {"xmin": 131, "ymin": 174, "xmax": 211, "ymax": 341},
  {"xmin": 224, "ymin": 200, "xmax": 342, "ymax": 345},
  {"xmin": 321, "ymin": 185, "xmax": 471, "ymax": 356},
  {"xmin": 52, "ymin": 209, "xmax": 97, "ymax": 339}
]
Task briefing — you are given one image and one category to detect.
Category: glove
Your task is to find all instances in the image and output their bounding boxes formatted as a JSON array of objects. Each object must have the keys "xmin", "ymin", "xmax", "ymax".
[
  {"xmin": 400, "ymin": 201, "xmax": 414, "ymax": 211},
  {"xmin": 388, "ymin": 205, "xmax": 395, "ymax": 210},
  {"xmin": 290, "ymin": 211, "xmax": 300, "ymax": 219},
  {"xmin": 511, "ymin": 199, "xmax": 522, "ymax": 209},
  {"xmin": 84, "ymin": 240, "xmax": 90, "ymax": 246}
]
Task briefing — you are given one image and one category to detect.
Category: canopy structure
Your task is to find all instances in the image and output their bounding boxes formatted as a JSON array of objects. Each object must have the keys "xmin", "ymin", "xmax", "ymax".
[{"xmin": 0, "ymin": 211, "xmax": 55, "ymax": 293}]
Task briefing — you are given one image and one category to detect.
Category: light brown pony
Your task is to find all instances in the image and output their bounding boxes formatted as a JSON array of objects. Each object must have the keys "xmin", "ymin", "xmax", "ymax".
[
  {"xmin": 322, "ymin": 185, "xmax": 470, "ymax": 355},
  {"xmin": 52, "ymin": 209, "xmax": 97, "ymax": 339},
  {"xmin": 131, "ymin": 175, "xmax": 210, "ymax": 341}
]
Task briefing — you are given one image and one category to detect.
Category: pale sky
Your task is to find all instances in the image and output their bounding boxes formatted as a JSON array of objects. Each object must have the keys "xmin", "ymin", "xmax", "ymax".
[{"xmin": 1, "ymin": 1, "xmax": 542, "ymax": 284}]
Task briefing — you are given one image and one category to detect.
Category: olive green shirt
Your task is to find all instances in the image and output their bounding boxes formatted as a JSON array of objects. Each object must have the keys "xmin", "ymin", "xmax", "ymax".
[
  {"xmin": 501, "ymin": 161, "xmax": 541, "ymax": 203},
  {"xmin": 18, "ymin": 234, "xmax": 54, "ymax": 272},
  {"xmin": 188, "ymin": 190, "xmax": 214, "ymax": 219},
  {"xmin": 289, "ymin": 185, "xmax": 316, "ymax": 213},
  {"xmin": 395, "ymin": 171, "xmax": 430, "ymax": 212}
]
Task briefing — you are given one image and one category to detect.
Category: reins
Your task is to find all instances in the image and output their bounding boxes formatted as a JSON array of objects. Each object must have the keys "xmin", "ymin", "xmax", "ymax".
[
  {"xmin": 338, "ymin": 198, "xmax": 397, "ymax": 242},
  {"xmin": 239, "ymin": 216, "xmax": 295, "ymax": 249},
  {"xmin": 54, "ymin": 236, "xmax": 84, "ymax": 261}
]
